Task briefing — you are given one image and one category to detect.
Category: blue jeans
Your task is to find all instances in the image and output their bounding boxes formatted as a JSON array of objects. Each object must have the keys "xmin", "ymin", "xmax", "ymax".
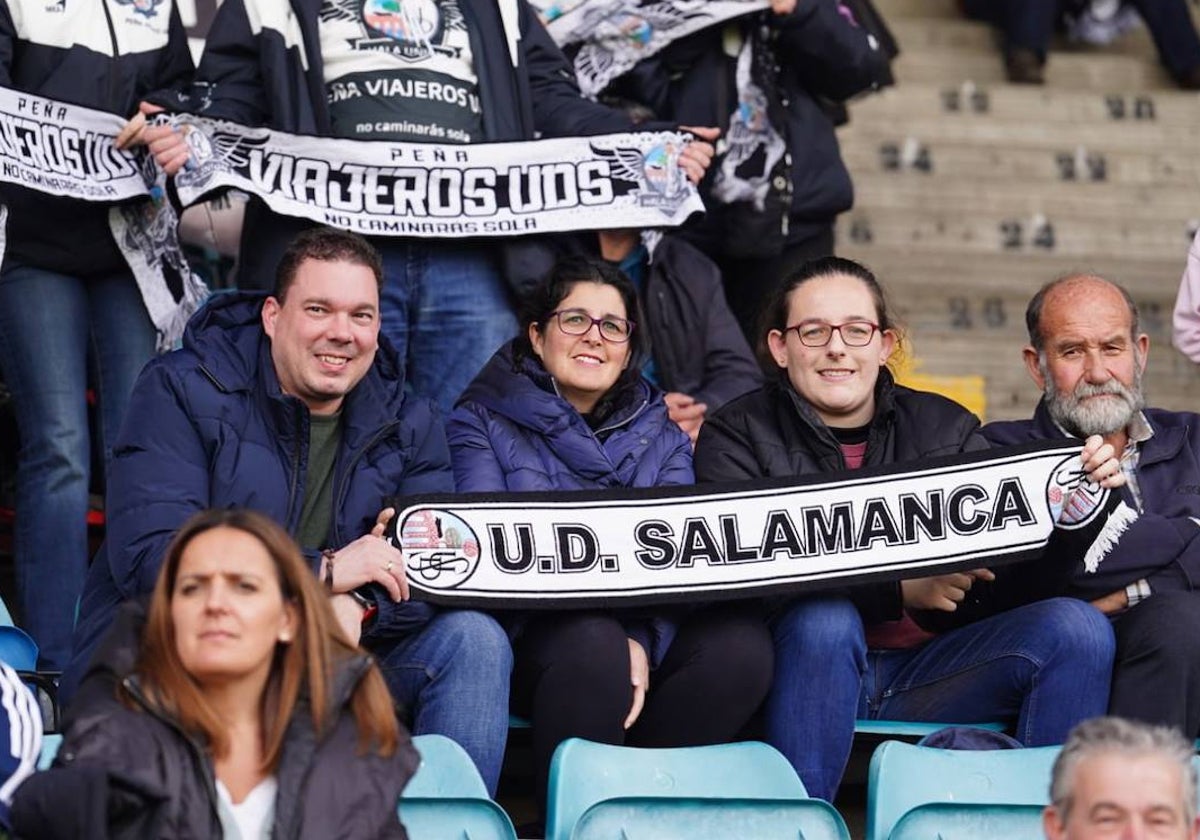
[
  {"xmin": 372, "ymin": 610, "xmax": 512, "ymax": 795},
  {"xmin": 0, "ymin": 264, "xmax": 155, "ymax": 669},
  {"xmin": 376, "ymin": 241, "xmax": 517, "ymax": 413},
  {"xmin": 766, "ymin": 595, "xmax": 1114, "ymax": 801}
]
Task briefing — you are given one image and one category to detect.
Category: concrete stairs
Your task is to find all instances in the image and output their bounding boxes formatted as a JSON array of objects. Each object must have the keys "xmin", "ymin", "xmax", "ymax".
[{"xmin": 838, "ymin": 0, "xmax": 1200, "ymax": 420}]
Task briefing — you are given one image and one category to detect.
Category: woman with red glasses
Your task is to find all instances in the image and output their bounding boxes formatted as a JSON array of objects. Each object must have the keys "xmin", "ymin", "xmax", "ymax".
[
  {"xmin": 447, "ymin": 255, "xmax": 771, "ymax": 829},
  {"xmin": 694, "ymin": 255, "xmax": 1118, "ymax": 802}
]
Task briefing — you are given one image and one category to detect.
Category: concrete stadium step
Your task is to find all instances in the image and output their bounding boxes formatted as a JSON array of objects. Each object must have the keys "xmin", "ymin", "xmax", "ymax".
[
  {"xmin": 887, "ymin": 16, "xmax": 1166, "ymax": 58},
  {"xmin": 873, "ymin": 0, "xmax": 968, "ymax": 20},
  {"xmin": 850, "ymin": 82, "xmax": 1200, "ymax": 127},
  {"xmin": 849, "ymin": 174, "xmax": 1198, "ymax": 225},
  {"xmin": 838, "ymin": 134, "xmax": 1198, "ymax": 188},
  {"xmin": 826, "ymin": 249, "xmax": 1185, "ymax": 297},
  {"xmin": 892, "ymin": 47, "xmax": 1173, "ymax": 90},
  {"xmin": 839, "ymin": 111, "xmax": 1200, "ymax": 153},
  {"xmin": 834, "ymin": 208, "xmax": 1194, "ymax": 264}
]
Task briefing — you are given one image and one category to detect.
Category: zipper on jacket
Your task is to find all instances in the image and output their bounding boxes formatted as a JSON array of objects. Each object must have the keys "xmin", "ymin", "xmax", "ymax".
[
  {"xmin": 329, "ymin": 420, "xmax": 400, "ymax": 548},
  {"xmin": 595, "ymin": 395, "xmax": 650, "ymax": 437},
  {"xmin": 121, "ymin": 676, "xmax": 224, "ymax": 831},
  {"xmin": 100, "ymin": 0, "xmax": 122, "ymax": 112},
  {"xmin": 284, "ymin": 402, "xmax": 307, "ymax": 532}
]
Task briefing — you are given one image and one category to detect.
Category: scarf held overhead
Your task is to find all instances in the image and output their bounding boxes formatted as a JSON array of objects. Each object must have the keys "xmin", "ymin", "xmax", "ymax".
[
  {"xmin": 386, "ymin": 441, "xmax": 1106, "ymax": 608},
  {"xmin": 530, "ymin": 0, "xmax": 771, "ymax": 98},
  {"xmin": 0, "ymin": 85, "xmax": 705, "ymax": 244},
  {"xmin": 0, "ymin": 86, "xmax": 206, "ymax": 351}
]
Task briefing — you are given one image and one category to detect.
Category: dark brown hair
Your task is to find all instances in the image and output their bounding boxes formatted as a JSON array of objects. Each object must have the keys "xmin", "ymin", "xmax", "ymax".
[{"xmin": 273, "ymin": 227, "xmax": 384, "ymax": 302}]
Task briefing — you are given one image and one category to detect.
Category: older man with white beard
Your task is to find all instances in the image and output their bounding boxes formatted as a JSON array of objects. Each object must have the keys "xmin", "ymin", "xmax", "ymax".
[{"xmin": 979, "ymin": 273, "xmax": 1200, "ymax": 738}]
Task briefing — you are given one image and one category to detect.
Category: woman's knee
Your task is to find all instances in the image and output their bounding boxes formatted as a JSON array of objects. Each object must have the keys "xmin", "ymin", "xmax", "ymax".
[{"xmin": 520, "ymin": 613, "xmax": 630, "ymax": 683}]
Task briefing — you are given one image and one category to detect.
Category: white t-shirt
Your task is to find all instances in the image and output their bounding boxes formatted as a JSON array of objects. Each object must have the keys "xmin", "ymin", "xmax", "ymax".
[
  {"xmin": 319, "ymin": 0, "xmax": 484, "ymax": 142},
  {"xmin": 216, "ymin": 775, "xmax": 278, "ymax": 840}
]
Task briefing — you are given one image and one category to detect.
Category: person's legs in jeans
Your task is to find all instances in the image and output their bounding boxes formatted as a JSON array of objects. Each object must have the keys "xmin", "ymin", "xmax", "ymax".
[
  {"xmin": 629, "ymin": 604, "xmax": 773, "ymax": 747},
  {"xmin": 87, "ymin": 271, "xmax": 156, "ymax": 476},
  {"xmin": 1109, "ymin": 590, "xmax": 1200, "ymax": 737},
  {"xmin": 377, "ymin": 240, "xmax": 516, "ymax": 414},
  {"xmin": 373, "ymin": 610, "xmax": 512, "ymax": 795},
  {"xmin": 868, "ymin": 597, "xmax": 1114, "ymax": 745},
  {"xmin": 764, "ymin": 596, "xmax": 866, "ymax": 801},
  {"xmin": 0, "ymin": 266, "xmax": 91, "ymax": 669},
  {"xmin": 511, "ymin": 613, "xmax": 630, "ymax": 814}
]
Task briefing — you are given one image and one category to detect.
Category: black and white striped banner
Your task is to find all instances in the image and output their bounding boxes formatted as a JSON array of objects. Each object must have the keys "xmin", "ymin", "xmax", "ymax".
[
  {"xmin": 386, "ymin": 441, "xmax": 1105, "ymax": 608},
  {"xmin": 0, "ymin": 86, "xmax": 706, "ymax": 237}
]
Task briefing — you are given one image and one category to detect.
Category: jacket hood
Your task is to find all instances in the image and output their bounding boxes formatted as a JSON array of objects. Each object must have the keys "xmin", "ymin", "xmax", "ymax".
[{"xmin": 459, "ymin": 340, "xmax": 654, "ymax": 435}]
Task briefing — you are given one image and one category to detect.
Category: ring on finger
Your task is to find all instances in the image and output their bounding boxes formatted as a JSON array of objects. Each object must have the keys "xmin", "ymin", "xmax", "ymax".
[{"xmin": 385, "ymin": 560, "xmax": 394, "ymax": 573}]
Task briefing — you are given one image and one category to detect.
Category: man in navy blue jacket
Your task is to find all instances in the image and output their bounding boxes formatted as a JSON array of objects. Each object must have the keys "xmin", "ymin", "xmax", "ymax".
[
  {"xmin": 64, "ymin": 227, "xmax": 512, "ymax": 793},
  {"xmin": 983, "ymin": 273, "xmax": 1200, "ymax": 738}
]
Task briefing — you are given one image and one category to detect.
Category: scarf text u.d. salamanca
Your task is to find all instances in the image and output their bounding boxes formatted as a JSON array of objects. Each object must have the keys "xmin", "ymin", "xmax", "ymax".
[{"xmin": 385, "ymin": 441, "xmax": 1109, "ymax": 608}]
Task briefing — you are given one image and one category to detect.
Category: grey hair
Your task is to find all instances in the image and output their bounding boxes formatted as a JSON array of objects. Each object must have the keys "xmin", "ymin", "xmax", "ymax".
[
  {"xmin": 1025, "ymin": 273, "xmax": 1140, "ymax": 352},
  {"xmin": 1050, "ymin": 717, "xmax": 1197, "ymax": 824}
]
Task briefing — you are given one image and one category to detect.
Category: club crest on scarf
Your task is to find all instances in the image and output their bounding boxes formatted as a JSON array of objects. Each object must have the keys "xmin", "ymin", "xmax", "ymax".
[
  {"xmin": 592, "ymin": 139, "xmax": 689, "ymax": 215},
  {"xmin": 395, "ymin": 509, "xmax": 481, "ymax": 590},
  {"xmin": 1046, "ymin": 452, "xmax": 1111, "ymax": 529}
]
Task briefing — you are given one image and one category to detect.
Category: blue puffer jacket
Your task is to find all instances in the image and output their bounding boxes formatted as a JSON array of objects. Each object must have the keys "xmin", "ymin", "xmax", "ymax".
[
  {"xmin": 447, "ymin": 341, "xmax": 693, "ymax": 493},
  {"xmin": 446, "ymin": 340, "xmax": 692, "ymax": 660},
  {"xmin": 64, "ymin": 291, "xmax": 454, "ymax": 701}
]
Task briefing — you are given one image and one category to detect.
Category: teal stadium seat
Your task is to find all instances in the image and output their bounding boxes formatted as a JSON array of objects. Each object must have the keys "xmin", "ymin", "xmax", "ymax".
[
  {"xmin": 866, "ymin": 740, "xmax": 1060, "ymax": 840},
  {"xmin": 545, "ymin": 738, "xmax": 814, "ymax": 840},
  {"xmin": 887, "ymin": 802, "xmax": 1045, "ymax": 839},
  {"xmin": 401, "ymin": 733, "xmax": 517, "ymax": 840},
  {"xmin": 0, "ymin": 625, "xmax": 37, "ymax": 672},
  {"xmin": 572, "ymin": 796, "xmax": 850, "ymax": 840},
  {"xmin": 37, "ymin": 732, "xmax": 61, "ymax": 770}
]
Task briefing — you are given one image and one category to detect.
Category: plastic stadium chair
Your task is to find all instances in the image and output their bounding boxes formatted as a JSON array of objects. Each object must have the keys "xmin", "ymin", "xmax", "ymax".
[
  {"xmin": 866, "ymin": 740, "xmax": 1060, "ymax": 840},
  {"xmin": 572, "ymin": 796, "xmax": 850, "ymax": 840},
  {"xmin": 38, "ymin": 733, "xmax": 61, "ymax": 770},
  {"xmin": 545, "ymin": 739, "xmax": 808, "ymax": 840},
  {"xmin": 887, "ymin": 802, "xmax": 1045, "ymax": 839},
  {"xmin": 0, "ymin": 593, "xmax": 15, "ymax": 627},
  {"xmin": 853, "ymin": 719, "xmax": 1005, "ymax": 738},
  {"xmin": 400, "ymin": 734, "xmax": 516, "ymax": 840},
  {"xmin": 0, "ymin": 625, "xmax": 38, "ymax": 672}
]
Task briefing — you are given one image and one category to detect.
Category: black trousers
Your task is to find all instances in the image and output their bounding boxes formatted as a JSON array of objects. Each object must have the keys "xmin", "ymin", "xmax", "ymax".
[
  {"xmin": 1109, "ymin": 589, "xmax": 1200, "ymax": 737},
  {"xmin": 510, "ymin": 605, "xmax": 773, "ymax": 813},
  {"xmin": 717, "ymin": 225, "xmax": 836, "ymax": 346}
]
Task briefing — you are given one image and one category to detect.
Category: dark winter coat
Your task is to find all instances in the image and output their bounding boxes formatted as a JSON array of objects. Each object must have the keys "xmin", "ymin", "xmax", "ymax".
[
  {"xmin": 447, "ymin": 341, "xmax": 693, "ymax": 493},
  {"xmin": 13, "ymin": 601, "xmax": 417, "ymax": 839},
  {"xmin": 65, "ymin": 292, "xmax": 454, "ymax": 701},
  {"xmin": 446, "ymin": 340, "xmax": 692, "ymax": 659},
  {"xmin": 694, "ymin": 370, "xmax": 988, "ymax": 622},
  {"xmin": 609, "ymin": 0, "xmax": 889, "ymax": 248}
]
